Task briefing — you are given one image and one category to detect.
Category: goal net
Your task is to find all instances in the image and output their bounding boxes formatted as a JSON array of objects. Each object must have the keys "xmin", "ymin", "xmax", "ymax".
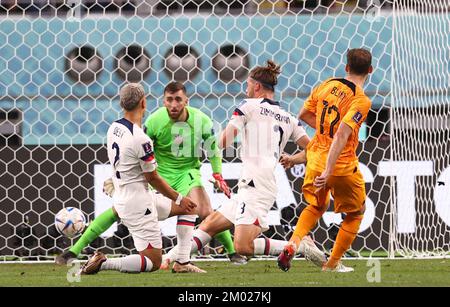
[
  {"xmin": 0, "ymin": 0, "xmax": 448, "ymax": 261},
  {"xmin": 389, "ymin": 0, "xmax": 450, "ymax": 257}
]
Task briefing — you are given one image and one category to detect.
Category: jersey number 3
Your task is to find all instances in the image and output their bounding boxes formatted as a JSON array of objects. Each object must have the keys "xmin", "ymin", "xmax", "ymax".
[
  {"xmin": 240, "ymin": 203, "xmax": 246, "ymax": 214},
  {"xmin": 319, "ymin": 100, "xmax": 340, "ymax": 138}
]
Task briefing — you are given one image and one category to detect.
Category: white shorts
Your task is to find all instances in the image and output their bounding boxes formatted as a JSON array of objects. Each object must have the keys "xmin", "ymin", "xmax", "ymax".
[
  {"xmin": 154, "ymin": 193, "xmax": 172, "ymax": 221},
  {"xmin": 113, "ymin": 184, "xmax": 172, "ymax": 251},
  {"xmin": 217, "ymin": 186, "xmax": 275, "ymax": 232}
]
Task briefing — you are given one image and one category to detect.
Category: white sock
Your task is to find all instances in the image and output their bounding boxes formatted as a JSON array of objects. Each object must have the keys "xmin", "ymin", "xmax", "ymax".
[
  {"xmin": 191, "ymin": 228, "xmax": 212, "ymax": 254},
  {"xmin": 163, "ymin": 245, "xmax": 178, "ymax": 264},
  {"xmin": 163, "ymin": 228, "xmax": 212, "ymax": 265},
  {"xmin": 176, "ymin": 215, "xmax": 197, "ymax": 264},
  {"xmin": 253, "ymin": 238, "xmax": 287, "ymax": 256},
  {"xmin": 101, "ymin": 254, "xmax": 153, "ymax": 273}
]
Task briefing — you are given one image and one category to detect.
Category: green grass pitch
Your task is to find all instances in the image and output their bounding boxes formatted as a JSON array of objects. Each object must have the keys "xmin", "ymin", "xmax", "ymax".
[{"xmin": 0, "ymin": 259, "xmax": 448, "ymax": 287}]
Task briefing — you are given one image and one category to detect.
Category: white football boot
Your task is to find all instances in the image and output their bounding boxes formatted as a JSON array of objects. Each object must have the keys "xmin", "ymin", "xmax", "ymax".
[
  {"xmin": 322, "ymin": 262, "xmax": 355, "ymax": 273},
  {"xmin": 298, "ymin": 235, "xmax": 328, "ymax": 268}
]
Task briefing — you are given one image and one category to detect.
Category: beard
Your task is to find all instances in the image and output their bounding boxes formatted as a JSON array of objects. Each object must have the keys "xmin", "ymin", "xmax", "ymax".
[{"xmin": 167, "ymin": 108, "xmax": 184, "ymax": 120}]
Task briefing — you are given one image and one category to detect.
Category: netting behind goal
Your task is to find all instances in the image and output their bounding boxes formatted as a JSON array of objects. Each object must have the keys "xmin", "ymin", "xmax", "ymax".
[
  {"xmin": 0, "ymin": 0, "xmax": 448, "ymax": 260},
  {"xmin": 390, "ymin": 0, "xmax": 450, "ymax": 257}
]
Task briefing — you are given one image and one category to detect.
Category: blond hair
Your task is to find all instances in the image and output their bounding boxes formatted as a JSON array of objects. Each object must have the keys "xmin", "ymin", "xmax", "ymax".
[{"xmin": 120, "ymin": 83, "xmax": 145, "ymax": 111}]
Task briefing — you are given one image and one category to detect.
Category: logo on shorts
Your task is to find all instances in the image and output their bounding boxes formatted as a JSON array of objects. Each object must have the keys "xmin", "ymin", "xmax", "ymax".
[{"xmin": 352, "ymin": 111, "xmax": 363, "ymax": 123}]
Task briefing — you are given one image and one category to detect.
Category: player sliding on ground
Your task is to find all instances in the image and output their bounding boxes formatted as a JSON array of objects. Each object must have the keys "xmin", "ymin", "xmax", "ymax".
[
  {"xmin": 277, "ymin": 48, "xmax": 373, "ymax": 273},
  {"xmin": 162, "ymin": 61, "xmax": 327, "ymax": 268},
  {"xmin": 80, "ymin": 83, "xmax": 199, "ymax": 275},
  {"xmin": 56, "ymin": 82, "xmax": 246, "ymax": 272}
]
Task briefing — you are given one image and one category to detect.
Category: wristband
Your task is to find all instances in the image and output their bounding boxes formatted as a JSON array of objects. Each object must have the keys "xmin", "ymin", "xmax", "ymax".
[{"xmin": 175, "ymin": 193, "xmax": 183, "ymax": 205}]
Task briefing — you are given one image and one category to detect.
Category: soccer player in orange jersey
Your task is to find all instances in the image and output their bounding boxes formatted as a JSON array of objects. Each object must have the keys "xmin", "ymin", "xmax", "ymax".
[{"xmin": 277, "ymin": 48, "xmax": 373, "ymax": 273}]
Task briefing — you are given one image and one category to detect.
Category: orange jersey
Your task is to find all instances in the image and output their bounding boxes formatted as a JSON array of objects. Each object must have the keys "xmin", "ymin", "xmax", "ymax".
[{"xmin": 304, "ymin": 78, "xmax": 371, "ymax": 176}]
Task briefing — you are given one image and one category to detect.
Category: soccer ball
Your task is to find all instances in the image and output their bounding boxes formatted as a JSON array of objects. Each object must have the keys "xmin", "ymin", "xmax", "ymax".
[{"xmin": 54, "ymin": 207, "xmax": 86, "ymax": 238}]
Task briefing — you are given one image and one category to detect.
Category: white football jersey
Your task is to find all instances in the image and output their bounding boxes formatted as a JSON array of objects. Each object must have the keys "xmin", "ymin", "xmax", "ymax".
[
  {"xmin": 106, "ymin": 118, "xmax": 157, "ymax": 188},
  {"xmin": 229, "ymin": 98, "xmax": 307, "ymax": 195}
]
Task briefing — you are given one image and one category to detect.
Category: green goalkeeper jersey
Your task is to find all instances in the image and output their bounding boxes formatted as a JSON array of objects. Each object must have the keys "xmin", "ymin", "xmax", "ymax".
[{"xmin": 143, "ymin": 106, "xmax": 222, "ymax": 178}]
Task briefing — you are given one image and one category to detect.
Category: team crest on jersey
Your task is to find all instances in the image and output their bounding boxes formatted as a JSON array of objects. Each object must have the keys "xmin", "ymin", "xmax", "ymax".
[
  {"xmin": 142, "ymin": 142, "xmax": 153, "ymax": 154},
  {"xmin": 174, "ymin": 134, "xmax": 183, "ymax": 145},
  {"xmin": 352, "ymin": 111, "xmax": 363, "ymax": 123}
]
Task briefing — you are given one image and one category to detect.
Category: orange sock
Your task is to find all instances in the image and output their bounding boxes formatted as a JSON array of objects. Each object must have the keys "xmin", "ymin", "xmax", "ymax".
[
  {"xmin": 326, "ymin": 214, "xmax": 363, "ymax": 268},
  {"xmin": 290, "ymin": 205, "xmax": 323, "ymax": 247}
]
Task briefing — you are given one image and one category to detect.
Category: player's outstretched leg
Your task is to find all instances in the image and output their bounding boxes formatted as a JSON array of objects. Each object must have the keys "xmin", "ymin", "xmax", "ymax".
[
  {"xmin": 172, "ymin": 215, "xmax": 195, "ymax": 266},
  {"xmin": 80, "ymin": 251, "xmax": 107, "ymax": 274},
  {"xmin": 188, "ymin": 186, "xmax": 247, "ymax": 265},
  {"xmin": 277, "ymin": 242, "xmax": 296, "ymax": 272},
  {"xmin": 298, "ymin": 235, "xmax": 327, "ymax": 268},
  {"xmin": 322, "ymin": 213, "xmax": 363, "ymax": 273},
  {"xmin": 171, "ymin": 215, "xmax": 206, "ymax": 273},
  {"xmin": 155, "ymin": 197, "xmax": 206, "ymax": 273},
  {"xmin": 161, "ymin": 228, "xmax": 212, "ymax": 271},
  {"xmin": 55, "ymin": 250, "xmax": 78, "ymax": 266},
  {"xmin": 161, "ymin": 211, "xmax": 234, "ymax": 269},
  {"xmin": 161, "ymin": 228, "xmax": 208, "ymax": 273},
  {"xmin": 81, "ymin": 247, "xmax": 161, "ymax": 275},
  {"xmin": 172, "ymin": 262, "xmax": 206, "ymax": 273},
  {"xmin": 160, "ymin": 246, "xmax": 177, "ymax": 270},
  {"xmin": 254, "ymin": 237, "xmax": 289, "ymax": 257},
  {"xmin": 254, "ymin": 235, "xmax": 326, "ymax": 270},
  {"xmin": 278, "ymin": 205, "xmax": 324, "ymax": 272},
  {"xmin": 214, "ymin": 230, "xmax": 247, "ymax": 265},
  {"xmin": 55, "ymin": 207, "xmax": 118, "ymax": 265}
]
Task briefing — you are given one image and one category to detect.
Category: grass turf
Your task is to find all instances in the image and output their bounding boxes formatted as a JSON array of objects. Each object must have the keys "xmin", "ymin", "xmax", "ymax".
[{"xmin": 0, "ymin": 259, "xmax": 448, "ymax": 287}]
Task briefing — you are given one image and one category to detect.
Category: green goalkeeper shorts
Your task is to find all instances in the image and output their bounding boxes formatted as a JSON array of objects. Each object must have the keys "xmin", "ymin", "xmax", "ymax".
[{"xmin": 160, "ymin": 168, "xmax": 203, "ymax": 197}]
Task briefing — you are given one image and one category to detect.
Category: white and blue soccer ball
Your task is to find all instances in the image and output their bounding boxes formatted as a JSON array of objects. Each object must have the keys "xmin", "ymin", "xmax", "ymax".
[{"xmin": 55, "ymin": 207, "xmax": 86, "ymax": 238}]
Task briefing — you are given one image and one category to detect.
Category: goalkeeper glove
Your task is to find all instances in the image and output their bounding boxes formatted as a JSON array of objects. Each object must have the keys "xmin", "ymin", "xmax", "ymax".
[
  {"xmin": 103, "ymin": 178, "xmax": 115, "ymax": 198},
  {"xmin": 209, "ymin": 173, "xmax": 231, "ymax": 199}
]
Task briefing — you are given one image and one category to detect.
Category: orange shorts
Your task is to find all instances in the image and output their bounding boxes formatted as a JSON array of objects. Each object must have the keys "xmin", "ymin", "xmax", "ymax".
[{"xmin": 302, "ymin": 167, "xmax": 366, "ymax": 214}]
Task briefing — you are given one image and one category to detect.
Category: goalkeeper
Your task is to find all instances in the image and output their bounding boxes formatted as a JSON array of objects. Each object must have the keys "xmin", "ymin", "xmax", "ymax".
[{"xmin": 56, "ymin": 82, "xmax": 246, "ymax": 270}]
